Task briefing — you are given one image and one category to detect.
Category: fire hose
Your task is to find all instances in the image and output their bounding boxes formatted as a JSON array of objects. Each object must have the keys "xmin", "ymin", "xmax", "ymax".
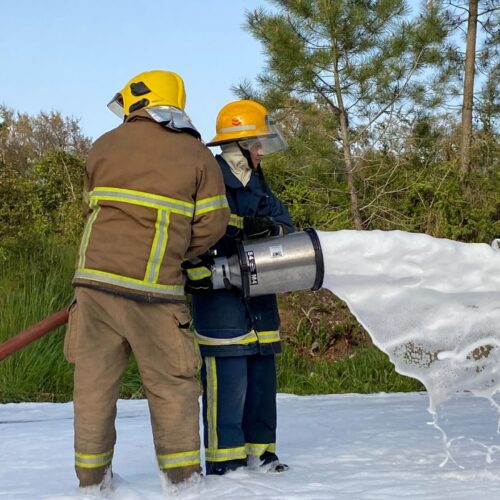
[
  {"xmin": 0, "ymin": 228, "xmax": 325, "ymax": 361},
  {"xmin": 0, "ymin": 309, "xmax": 69, "ymax": 361}
]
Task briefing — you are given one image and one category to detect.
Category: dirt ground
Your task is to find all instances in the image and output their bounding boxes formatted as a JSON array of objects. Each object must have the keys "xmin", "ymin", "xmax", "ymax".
[{"xmin": 278, "ymin": 288, "xmax": 372, "ymax": 361}]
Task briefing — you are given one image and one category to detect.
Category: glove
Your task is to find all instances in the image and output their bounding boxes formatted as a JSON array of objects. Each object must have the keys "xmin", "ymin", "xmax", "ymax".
[
  {"xmin": 182, "ymin": 257, "xmax": 214, "ymax": 295},
  {"xmin": 243, "ymin": 216, "xmax": 280, "ymax": 239}
]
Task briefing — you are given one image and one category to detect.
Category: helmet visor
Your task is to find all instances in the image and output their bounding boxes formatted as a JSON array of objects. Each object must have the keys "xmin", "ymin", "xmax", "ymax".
[
  {"xmin": 107, "ymin": 93, "xmax": 124, "ymax": 118},
  {"xmin": 238, "ymin": 125, "xmax": 287, "ymax": 155}
]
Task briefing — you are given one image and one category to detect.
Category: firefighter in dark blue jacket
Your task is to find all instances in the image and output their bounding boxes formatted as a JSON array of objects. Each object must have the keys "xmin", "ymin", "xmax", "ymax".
[{"xmin": 183, "ymin": 100, "xmax": 293, "ymax": 475}]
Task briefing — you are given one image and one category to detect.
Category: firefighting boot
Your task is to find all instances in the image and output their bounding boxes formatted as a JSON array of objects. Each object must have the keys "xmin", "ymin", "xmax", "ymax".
[
  {"xmin": 259, "ymin": 451, "xmax": 289, "ymax": 473},
  {"xmin": 78, "ymin": 465, "xmax": 113, "ymax": 491},
  {"xmin": 206, "ymin": 458, "xmax": 247, "ymax": 475},
  {"xmin": 164, "ymin": 464, "xmax": 202, "ymax": 484}
]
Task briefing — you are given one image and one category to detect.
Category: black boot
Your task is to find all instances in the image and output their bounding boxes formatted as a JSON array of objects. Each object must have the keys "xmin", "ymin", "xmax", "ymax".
[
  {"xmin": 206, "ymin": 458, "xmax": 247, "ymax": 475},
  {"xmin": 259, "ymin": 452, "xmax": 289, "ymax": 473}
]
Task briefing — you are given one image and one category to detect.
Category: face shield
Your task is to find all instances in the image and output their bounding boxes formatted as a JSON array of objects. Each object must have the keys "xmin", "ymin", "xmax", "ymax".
[
  {"xmin": 238, "ymin": 125, "xmax": 288, "ymax": 155},
  {"xmin": 107, "ymin": 93, "xmax": 125, "ymax": 119}
]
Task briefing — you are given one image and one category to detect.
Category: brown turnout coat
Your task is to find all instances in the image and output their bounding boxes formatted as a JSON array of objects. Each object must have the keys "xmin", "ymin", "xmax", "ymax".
[{"xmin": 72, "ymin": 110, "xmax": 229, "ymax": 301}]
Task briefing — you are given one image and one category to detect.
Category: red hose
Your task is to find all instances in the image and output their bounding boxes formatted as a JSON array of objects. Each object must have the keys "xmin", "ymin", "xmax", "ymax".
[{"xmin": 0, "ymin": 309, "xmax": 69, "ymax": 361}]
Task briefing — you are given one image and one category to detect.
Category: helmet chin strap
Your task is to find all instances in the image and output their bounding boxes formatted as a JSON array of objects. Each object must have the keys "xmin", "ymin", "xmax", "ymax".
[{"xmin": 237, "ymin": 142, "xmax": 259, "ymax": 169}]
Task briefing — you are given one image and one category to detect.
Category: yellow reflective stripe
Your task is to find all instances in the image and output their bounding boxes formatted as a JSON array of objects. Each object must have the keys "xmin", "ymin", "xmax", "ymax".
[
  {"xmin": 77, "ymin": 202, "xmax": 100, "ymax": 269},
  {"xmin": 79, "ymin": 187, "xmax": 192, "ymax": 295},
  {"xmin": 245, "ymin": 442, "xmax": 276, "ymax": 456},
  {"xmin": 205, "ymin": 447, "xmax": 247, "ymax": 462},
  {"xmin": 90, "ymin": 186, "xmax": 194, "ymax": 216},
  {"xmin": 74, "ymin": 268, "xmax": 184, "ymax": 295},
  {"xmin": 145, "ymin": 209, "xmax": 170, "ymax": 283},
  {"xmin": 157, "ymin": 450, "xmax": 200, "ymax": 470},
  {"xmin": 186, "ymin": 266, "xmax": 211, "ymax": 280},
  {"xmin": 194, "ymin": 195, "xmax": 229, "ymax": 216},
  {"xmin": 256, "ymin": 330, "xmax": 281, "ymax": 344},
  {"xmin": 206, "ymin": 357, "xmax": 218, "ymax": 451},
  {"xmin": 228, "ymin": 213, "xmax": 244, "ymax": 229},
  {"xmin": 195, "ymin": 330, "xmax": 258, "ymax": 346},
  {"xmin": 75, "ymin": 449, "xmax": 113, "ymax": 469}
]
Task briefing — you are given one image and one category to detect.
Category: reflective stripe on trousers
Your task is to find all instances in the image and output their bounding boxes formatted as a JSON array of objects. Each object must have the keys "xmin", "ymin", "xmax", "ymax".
[
  {"xmin": 157, "ymin": 450, "xmax": 201, "ymax": 470},
  {"xmin": 75, "ymin": 449, "xmax": 113, "ymax": 469}
]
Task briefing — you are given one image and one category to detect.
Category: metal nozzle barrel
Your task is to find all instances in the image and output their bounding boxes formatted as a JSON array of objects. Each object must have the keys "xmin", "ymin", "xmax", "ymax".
[{"xmin": 211, "ymin": 228, "xmax": 324, "ymax": 298}]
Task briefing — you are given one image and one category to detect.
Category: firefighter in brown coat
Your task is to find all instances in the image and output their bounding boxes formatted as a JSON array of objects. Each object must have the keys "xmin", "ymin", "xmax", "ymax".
[{"xmin": 64, "ymin": 70, "xmax": 229, "ymax": 491}]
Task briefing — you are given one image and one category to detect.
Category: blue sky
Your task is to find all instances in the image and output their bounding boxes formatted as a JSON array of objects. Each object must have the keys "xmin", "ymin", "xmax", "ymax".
[{"xmin": 0, "ymin": 1, "xmax": 270, "ymax": 142}]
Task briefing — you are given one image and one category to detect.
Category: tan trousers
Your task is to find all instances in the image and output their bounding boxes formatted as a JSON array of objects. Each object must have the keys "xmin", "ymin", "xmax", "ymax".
[{"xmin": 64, "ymin": 287, "xmax": 201, "ymax": 486}]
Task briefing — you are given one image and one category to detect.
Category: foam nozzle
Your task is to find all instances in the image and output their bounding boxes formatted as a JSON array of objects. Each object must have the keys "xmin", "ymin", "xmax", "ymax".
[{"xmin": 211, "ymin": 228, "xmax": 324, "ymax": 298}]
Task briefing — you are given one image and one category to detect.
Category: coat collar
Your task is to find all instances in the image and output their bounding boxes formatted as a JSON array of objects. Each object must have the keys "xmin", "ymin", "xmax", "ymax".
[
  {"xmin": 216, "ymin": 154, "xmax": 249, "ymax": 189},
  {"xmin": 124, "ymin": 109, "xmax": 153, "ymax": 123}
]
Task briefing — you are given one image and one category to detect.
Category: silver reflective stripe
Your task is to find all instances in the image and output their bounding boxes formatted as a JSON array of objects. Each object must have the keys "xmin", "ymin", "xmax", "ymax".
[
  {"xmin": 157, "ymin": 450, "xmax": 200, "ymax": 469},
  {"xmin": 194, "ymin": 195, "xmax": 228, "ymax": 216},
  {"xmin": 219, "ymin": 124, "xmax": 257, "ymax": 133},
  {"xmin": 194, "ymin": 331, "xmax": 258, "ymax": 346},
  {"xmin": 256, "ymin": 330, "xmax": 281, "ymax": 344},
  {"xmin": 74, "ymin": 269, "xmax": 184, "ymax": 295},
  {"xmin": 77, "ymin": 204, "xmax": 100, "ymax": 269},
  {"xmin": 186, "ymin": 267, "xmax": 212, "ymax": 280},
  {"xmin": 75, "ymin": 449, "xmax": 113, "ymax": 469},
  {"xmin": 90, "ymin": 188, "xmax": 194, "ymax": 215},
  {"xmin": 206, "ymin": 357, "xmax": 218, "ymax": 450},
  {"xmin": 146, "ymin": 209, "xmax": 169, "ymax": 283}
]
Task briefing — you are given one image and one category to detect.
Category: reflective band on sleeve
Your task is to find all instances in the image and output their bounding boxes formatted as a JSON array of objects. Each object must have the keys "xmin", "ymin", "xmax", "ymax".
[
  {"xmin": 205, "ymin": 446, "xmax": 247, "ymax": 462},
  {"xmin": 194, "ymin": 195, "xmax": 228, "ymax": 216},
  {"xmin": 186, "ymin": 266, "xmax": 212, "ymax": 281},
  {"xmin": 74, "ymin": 268, "xmax": 185, "ymax": 295},
  {"xmin": 90, "ymin": 187, "xmax": 194, "ymax": 216},
  {"xmin": 75, "ymin": 449, "xmax": 113, "ymax": 469},
  {"xmin": 256, "ymin": 330, "xmax": 281, "ymax": 344},
  {"xmin": 220, "ymin": 124, "xmax": 257, "ymax": 133},
  {"xmin": 157, "ymin": 450, "xmax": 200, "ymax": 470},
  {"xmin": 195, "ymin": 331, "xmax": 259, "ymax": 346},
  {"xmin": 245, "ymin": 442, "xmax": 276, "ymax": 457},
  {"xmin": 228, "ymin": 214, "xmax": 243, "ymax": 229},
  {"xmin": 206, "ymin": 357, "xmax": 218, "ymax": 451},
  {"xmin": 145, "ymin": 209, "xmax": 170, "ymax": 283}
]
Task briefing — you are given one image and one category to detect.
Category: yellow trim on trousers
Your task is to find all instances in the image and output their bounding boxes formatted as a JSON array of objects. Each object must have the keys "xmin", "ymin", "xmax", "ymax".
[
  {"xmin": 157, "ymin": 450, "xmax": 201, "ymax": 470},
  {"xmin": 75, "ymin": 449, "xmax": 113, "ymax": 469},
  {"xmin": 206, "ymin": 357, "xmax": 218, "ymax": 452}
]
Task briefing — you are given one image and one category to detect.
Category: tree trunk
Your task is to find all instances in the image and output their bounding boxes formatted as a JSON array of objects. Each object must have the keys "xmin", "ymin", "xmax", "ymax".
[
  {"xmin": 460, "ymin": 0, "xmax": 478, "ymax": 180},
  {"xmin": 332, "ymin": 64, "xmax": 363, "ymax": 230}
]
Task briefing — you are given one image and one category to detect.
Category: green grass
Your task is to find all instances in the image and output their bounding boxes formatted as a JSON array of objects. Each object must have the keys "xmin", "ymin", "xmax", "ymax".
[
  {"xmin": 277, "ymin": 344, "xmax": 424, "ymax": 395},
  {"xmin": 0, "ymin": 240, "xmax": 424, "ymax": 402},
  {"xmin": 0, "ymin": 241, "xmax": 76, "ymax": 401}
]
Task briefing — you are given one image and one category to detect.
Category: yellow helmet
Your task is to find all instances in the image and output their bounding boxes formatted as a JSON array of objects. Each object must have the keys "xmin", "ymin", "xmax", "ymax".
[
  {"xmin": 207, "ymin": 100, "xmax": 287, "ymax": 154},
  {"xmin": 107, "ymin": 70, "xmax": 186, "ymax": 118}
]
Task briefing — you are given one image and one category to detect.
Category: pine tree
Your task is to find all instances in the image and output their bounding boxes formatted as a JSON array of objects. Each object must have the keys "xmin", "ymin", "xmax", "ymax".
[
  {"xmin": 439, "ymin": 0, "xmax": 499, "ymax": 179},
  {"xmin": 235, "ymin": 0, "xmax": 457, "ymax": 228}
]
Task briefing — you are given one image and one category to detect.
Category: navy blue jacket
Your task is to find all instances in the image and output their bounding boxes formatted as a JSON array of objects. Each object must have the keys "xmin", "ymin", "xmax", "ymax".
[{"xmin": 192, "ymin": 155, "xmax": 294, "ymax": 357}]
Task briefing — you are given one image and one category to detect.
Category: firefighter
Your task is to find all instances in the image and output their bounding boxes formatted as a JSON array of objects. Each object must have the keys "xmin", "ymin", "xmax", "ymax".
[
  {"xmin": 64, "ymin": 70, "xmax": 229, "ymax": 490},
  {"xmin": 183, "ymin": 100, "xmax": 294, "ymax": 475}
]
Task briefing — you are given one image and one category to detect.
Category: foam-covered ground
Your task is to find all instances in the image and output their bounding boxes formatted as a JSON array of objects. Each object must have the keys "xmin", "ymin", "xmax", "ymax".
[{"xmin": 2, "ymin": 393, "xmax": 500, "ymax": 499}]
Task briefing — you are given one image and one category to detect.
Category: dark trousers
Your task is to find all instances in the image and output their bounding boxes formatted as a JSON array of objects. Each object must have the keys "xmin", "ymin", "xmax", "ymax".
[{"xmin": 201, "ymin": 354, "xmax": 277, "ymax": 473}]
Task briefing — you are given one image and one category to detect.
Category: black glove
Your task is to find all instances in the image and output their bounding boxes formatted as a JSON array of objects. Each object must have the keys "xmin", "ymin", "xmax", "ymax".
[
  {"xmin": 243, "ymin": 216, "xmax": 280, "ymax": 239},
  {"xmin": 181, "ymin": 257, "xmax": 214, "ymax": 295}
]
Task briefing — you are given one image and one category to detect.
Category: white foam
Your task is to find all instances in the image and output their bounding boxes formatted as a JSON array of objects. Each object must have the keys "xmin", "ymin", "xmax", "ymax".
[{"xmin": 318, "ymin": 229, "xmax": 500, "ymax": 413}]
